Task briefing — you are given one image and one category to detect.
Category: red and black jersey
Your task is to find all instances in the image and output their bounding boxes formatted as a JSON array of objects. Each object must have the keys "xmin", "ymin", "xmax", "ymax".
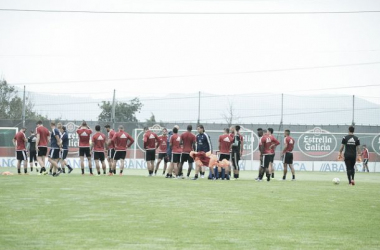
[
  {"xmin": 77, "ymin": 128, "xmax": 92, "ymax": 147},
  {"xmin": 261, "ymin": 134, "xmax": 280, "ymax": 155},
  {"xmin": 112, "ymin": 131, "xmax": 134, "ymax": 151},
  {"xmin": 284, "ymin": 136, "xmax": 295, "ymax": 152},
  {"xmin": 180, "ymin": 132, "xmax": 196, "ymax": 153},
  {"xmin": 219, "ymin": 134, "xmax": 233, "ymax": 154},
  {"xmin": 92, "ymin": 132, "xmax": 106, "ymax": 152},
  {"xmin": 14, "ymin": 131, "xmax": 27, "ymax": 151},
  {"xmin": 143, "ymin": 130, "xmax": 159, "ymax": 150}
]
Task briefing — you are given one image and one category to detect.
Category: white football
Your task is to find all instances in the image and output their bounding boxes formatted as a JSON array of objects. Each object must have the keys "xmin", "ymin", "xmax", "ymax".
[{"xmin": 332, "ymin": 178, "xmax": 340, "ymax": 185}]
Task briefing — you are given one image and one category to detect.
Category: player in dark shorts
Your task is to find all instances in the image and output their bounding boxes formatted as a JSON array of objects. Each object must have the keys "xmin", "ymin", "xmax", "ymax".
[
  {"xmin": 155, "ymin": 128, "xmax": 169, "ymax": 175},
  {"xmin": 110, "ymin": 125, "xmax": 134, "ymax": 176},
  {"xmin": 166, "ymin": 127, "xmax": 182, "ymax": 178},
  {"xmin": 143, "ymin": 127, "xmax": 160, "ymax": 177},
  {"xmin": 282, "ymin": 129, "xmax": 296, "ymax": 181},
  {"xmin": 218, "ymin": 128, "xmax": 233, "ymax": 180},
  {"xmin": 92, "ymin": 125, "xmax": 107, "ymax": 175},
  {"xmin": 259, "ymin": 128, "xmax": 280, "ymax": 181},
  {"xmin": 36, "ymin": 120, "xmax": 50, "ymax": 174},
  {"xmin": 27, "ymin": 131, "xmax": 38, "ymax": 172},
  {"xmin": 13, "ymin": 128, "xmax": 28, "ymax": 175},
  {"xmin": 59, "ymin": 126, "xmax": 73, "ymax": 174},
  {"xmin": 105, "ymin": 125, "xmax": 116, "ymax": 174},
  {"xmin": 255, "ymin": 128, "xmax": 265, "ymax": 181},
  {"xmin": 361, "ymin": 145, "xmax": 369, "ymax": 172},
  {"xmin": 230, "ymin": 125, "xmax": 243, "ymax": 180},
  {"xmin": 338, "ymin": 126, "xmax": 361, "ymax": 185},
  {"xmin": 77, "ymin": 121, "xmax": 93, "ymax": 175},
  {"xmin": 48, "ymin": 122, "xmax": 62, "ymax": 177},
  {"xmin": 179, "ymin": 125, "xmax": 196, "ymax": 178},
  {"xmin": 196, "ymin": 125, "xmax": 212, "ymax": 179}
]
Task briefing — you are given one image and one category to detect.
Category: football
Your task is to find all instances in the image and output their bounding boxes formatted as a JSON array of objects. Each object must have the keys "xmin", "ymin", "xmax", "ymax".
[{"xmin": 333, "ymin": 178, "xmax": 340, "ymax": 185}]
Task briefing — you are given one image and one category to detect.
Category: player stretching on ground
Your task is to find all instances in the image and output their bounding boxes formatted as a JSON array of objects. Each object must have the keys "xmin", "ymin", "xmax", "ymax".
[
  {"xmin": 77, "ymin": 121, "xmax": 93, "ymax": 175},
  {"xmin": 36, "ymin": 120, "xmax": 50, "ymax": 175},
  {"xmin": 218, "ymin": 128, "xmax": 233, "ymax": 180},
  {"xmin": 59, "ymin": 126, "xmax": 73, "ymax": 174},
  {"xmin": 361, "ymin": 145, "xmax": 369, "ymax": 172},
  {"xmin": 155, "ymin": 128, "xmax": 168, "ymax": 175},
  {"xmin": 259, "ymin": 128, "xmax": 280, "ymax": 181},
  {"xmin": 230, "ymin": 125, "xmax": 243, "ymax": 180},
  {"xmin": 27, "ymin": 131, "xmax": 38, "ymax": 173},
  {"xmin": 166, "ymin": 127, "xmax": 182, "ymax": 178},
  {"xmin": 179, "ymin": 125, "xmax": 196, "ymax": 178},
  {"xmin": 196, "ymin": 125, "xmax": 212, "ymax": 179},
  {"xmin": 282, "ymin": 129, "xmax": 295, "ymax": 181},
  {"xmin": 338, "ymin": 126, "xmax": 361, "ymax": 185},
  {"xmin": 92, "ymin": 125, "xmax": 107, "ymax": 175},
  {"xmin": 143, "ymin": 127, "xmax": 160, "ymax": 177},
  {"xmin": 48, "ymin": 122, "xmax": 62, "ymax": 177},
  {"xmin": 105, "ymin": 125, "xmax": 116, "ymax": 174},
  {"xmin": 110, "ymin": 125, "xmax": 134, "ymax": 176},
  {"xmin": 13, "ymin": 128, "xmax": 28, "ymax": 175}
]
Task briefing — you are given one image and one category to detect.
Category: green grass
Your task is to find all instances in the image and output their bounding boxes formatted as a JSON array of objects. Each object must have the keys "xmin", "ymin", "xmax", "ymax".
[{"xmin": 0, "ymin": 168, "xmax": 380, "ymax": 250}]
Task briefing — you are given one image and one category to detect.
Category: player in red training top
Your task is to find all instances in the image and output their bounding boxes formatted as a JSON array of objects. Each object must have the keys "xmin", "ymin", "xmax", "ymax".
[
  {"xmin": 281, "ymin": 129, "xmax": 295, "ymax": 181},
  {"xmin": 155, "ymin": 128, "xmax": 168, "ymax": 176},
  {"xmin": 190, "ymin": 151, "xmax": 211, "ymax": 180},
  {"xmin": 76, "ymin": 121, "xmax": 93, "ymax": 175},
  {"xmin": 166, "ymin": 127, "xmax": 182, "ymax": 178},
  {"xmin": 35, "ymin": 120, "xmax": 50, "ymax": 174},
  {"xmin": 361, "ymin": 145, "xmax": 369, "ymax": 172},
  {"xmin": 179, "ymin": 125, "xmax": 196, "ymax": 178},
  {"xmin": 13, "ymin": 128, "xmax": 28, "ymax": 175},
  {"xmin": 110, "ymin": 125, "xmax": 134, "ymax": 176},
  {"xmin": 259, "ymin": 128, "xmax": 280, "ymax": 181},
  {"xmin": 143, "ymin": 127, "xmax": 160, "ymax": 177},
  {"xmin": 105, "ymin": 125, "xmax": 116, "ymax": 174},
  {"xmin": 91, "ymin": 125, "xmax": 107, "ymax": 175},
  {"xmin": 218, "ymin": 128, "xmax": 233, "ymax": 180}
]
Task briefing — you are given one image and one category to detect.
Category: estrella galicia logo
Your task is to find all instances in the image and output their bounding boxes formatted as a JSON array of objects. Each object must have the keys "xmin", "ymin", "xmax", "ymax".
[
  {"xmin": 298, "ymin": 127, "xmax": 338, "ymax": 158},
  {"xmin": 372, "ymin": 133, "xmax": 380, "ymax": 156}
]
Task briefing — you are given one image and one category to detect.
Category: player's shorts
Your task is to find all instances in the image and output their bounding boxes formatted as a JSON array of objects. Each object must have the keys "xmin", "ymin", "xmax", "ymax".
[
  {"xmin": 17, "ymin": 151, "xmax": 28, "ymax": 161},
  {"xmin": 79, "ymin": 147, "xmax": 91, "ymax": 158},
  {"xmin": 283, "ymin": 152, "xmax": 293, "ymax": 164},
  {"xmin": 218, "ymin": 153, "xmax": 230, "ymax": 161},
  {"xmin": 60, "ymin": 149, "xmax": 68, "ymax": 160},
  {"xmin": 49, "ymin": 148, "xmax": 60, "ymax": 159},
  {"xmin": 114, "ymin": 150, "xmax": 126, "ymax": 161},
  {"xmin": 37, "ymin": 147, "xmax": 47, "ymax": 157},
  {"xmin": 172, "ymin": 153, "xmax": 181, "ymax": 163},
  {"xmin": 145, "ymin": 149, "xmax": 156, "ymax": 161},
  {"xmin": 94, "ymin": 151, "xmax": 105, "ymax": 161},
  {"xmin": 180, "ymin": 153, "xmax": 194, "ymax": 164},
  {"xmin": 158, "ymin": 153, "xmax": 169, "ymax": 163},
  {"xmin": 344, "ymin": 157, "xmax": 356, "ymax": 171},
  {"xmin": 108, "ymin": 148, "xmax": 115, "ymax": 159},
  {"xmin": 29, "ymin": 150, "xmax": 37, "ymax": 163},
  {"xmin": 231, "ymin": 151, "xmax": 241, "ymax": 170},
  {"xmin": 263, "ymin": 154, "xmax": 275, "ymax": 168},
  {"xmin": 363, "ymin": 159, "xmax": 369, "ymax": 165}
]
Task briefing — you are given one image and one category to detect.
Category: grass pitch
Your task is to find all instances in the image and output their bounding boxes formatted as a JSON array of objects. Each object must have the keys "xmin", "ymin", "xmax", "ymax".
[{"xmin": 0, "ymin": 168, "xmax": 379, "ymax": 250}]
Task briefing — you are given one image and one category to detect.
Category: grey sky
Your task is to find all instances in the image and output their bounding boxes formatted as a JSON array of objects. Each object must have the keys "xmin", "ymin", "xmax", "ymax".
[{"xmin": 1, "ymin": 0, "xmax": 380, "ymax": 100}]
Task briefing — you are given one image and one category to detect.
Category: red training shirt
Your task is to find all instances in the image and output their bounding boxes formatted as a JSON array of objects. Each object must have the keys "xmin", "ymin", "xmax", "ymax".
[
  {"xmin": 143, "ymin": 130, "xmax": 159, "ymax": 150},
  {"xmin": 14, "ymin": 131, "xmax": 27, "ymax": 151},
  {"xmin": 92, "ymin": 132, "xmax": 106, "ymax": 152},
  {"xmin": 112, "ymin": 131, "xmax": 134, "ymax": 151},
  {"xmin": 77, "ymin": 128, "xmax": 92, "ymax": 147},
  {"xmin": 180, "ymin": 131, "xmax": 196, "ymax": 154},
  {"xmin": 261, "ymin": 134, "xmax": 280, "ymax": 155},
  {"xmin": 219, "ymin": 134, "xmax": 233, "ymax": 154},
  {"xmin": 170, "ymin": 134, "xmax": 182, "ymax": 154},
  {"xmin": 36, "ymin": 126, "xmax": 50, "ymax": 147}
]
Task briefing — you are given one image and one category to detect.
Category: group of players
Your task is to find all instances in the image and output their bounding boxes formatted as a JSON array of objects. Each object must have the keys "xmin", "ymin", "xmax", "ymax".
[{"xmin": 12, "ymin": 121, "xmax": 367, "ymax": 184}]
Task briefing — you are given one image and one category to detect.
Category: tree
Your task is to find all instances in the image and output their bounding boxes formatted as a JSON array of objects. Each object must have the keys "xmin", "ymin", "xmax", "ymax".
[
  {"xmin": 98, "ymin": 98, "xmax": 143, "ymax": 122},
  {"xmin": 145, "ymin": 113, "xmax": 165, "ymax": 128},
  {"xmin": 222, "ymin": 101, "xmax": 240, "ymax": 128},
  {"xmin": 0, "ymin": 79, "xmax": 46, "ymax": 120}
]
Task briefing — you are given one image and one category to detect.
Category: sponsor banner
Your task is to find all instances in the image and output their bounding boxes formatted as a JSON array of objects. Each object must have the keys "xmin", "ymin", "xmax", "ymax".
[
  {"xmin": 372, "ymin": 133, "xmax": 380, "ymax": 156},
  {"xmin": 298, "ymin": 127, "xmax": 338, "ymax": 158},
  {"xmin": 314, "ymin": 161, "xmax": 377, "ymax": 172},
  {"xmin": 1, "ymin": 157, "xmax": 378, "ymax": 172}
]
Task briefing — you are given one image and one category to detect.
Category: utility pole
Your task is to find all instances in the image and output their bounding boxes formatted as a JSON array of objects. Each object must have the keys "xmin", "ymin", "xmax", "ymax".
[
  {"xmin": 111, "ymin": 89, "xmax": 116, "ymax": 129},
  {"xmin": 22, "ymin": 86, "xmax": 26, "ymax": 127}
]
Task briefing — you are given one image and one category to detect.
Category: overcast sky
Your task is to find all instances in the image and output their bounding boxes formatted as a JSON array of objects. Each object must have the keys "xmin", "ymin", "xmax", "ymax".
[{"xmin": 1, "ymin": 0, "xmax": 380, "ymax": 101}]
